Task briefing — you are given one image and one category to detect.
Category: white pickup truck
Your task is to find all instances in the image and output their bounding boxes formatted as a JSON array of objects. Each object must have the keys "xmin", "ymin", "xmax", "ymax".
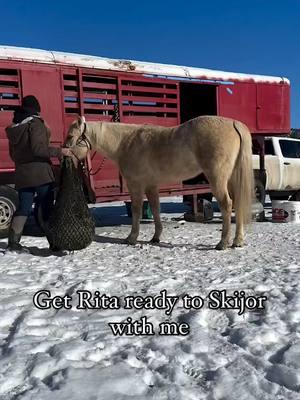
[{"xmin": 253, "ymin": 137, "xmax": 300, "ymax": 202}]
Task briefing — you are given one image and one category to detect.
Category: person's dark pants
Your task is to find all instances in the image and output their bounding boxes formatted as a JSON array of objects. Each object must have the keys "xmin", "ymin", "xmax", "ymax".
[
  {"xmin": 15, "ymin": 182, "xmax": 55, "ymax": 222},
  {"xmin": 7, "ymin": 183, "xmax": 55, "ymax": 249}
]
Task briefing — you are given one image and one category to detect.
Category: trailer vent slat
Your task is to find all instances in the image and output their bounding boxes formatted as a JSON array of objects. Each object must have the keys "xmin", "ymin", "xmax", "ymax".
[
  {"xmin": 63, "ymin": 72, "xmax": 118, "ymax": 117},
  {"xmin": 63, "ymin": 72, "xmax": 80, "ymax": 114},
  {"xmin": 120, "ymin": 78, "xmax": 179, "ymax": 125}
]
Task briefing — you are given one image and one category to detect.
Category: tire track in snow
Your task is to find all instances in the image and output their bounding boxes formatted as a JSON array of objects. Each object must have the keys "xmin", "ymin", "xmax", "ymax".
[{"xmin": 1, "ymin": 310, "xmax": 29, "ymax": 357}]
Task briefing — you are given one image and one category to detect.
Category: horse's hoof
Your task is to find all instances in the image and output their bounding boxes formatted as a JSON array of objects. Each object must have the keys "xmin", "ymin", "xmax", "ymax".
[
  {"xmin": 124, "ymin": 236, "xmax": 137, "ymax": 245},
  {"xmin": 150, "ymin": 237, "xmax": 160, "ymax": 244},
  {"xmin": 232, "ymin": 240, "xmax": 244, "ymax": 248},
  {"xmin": 215, "ymin": 241, "xmax": 228, "ymax": 250}
]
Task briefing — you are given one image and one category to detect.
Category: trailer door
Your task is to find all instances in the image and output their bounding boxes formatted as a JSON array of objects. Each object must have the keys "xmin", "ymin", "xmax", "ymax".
[
  {"xmin": 218, "ymin": 83, "xmax": 257, "ymax": 132},
  {"xmin": 256, "ymin": 83, "xmax": 290, "ymax": 132}
]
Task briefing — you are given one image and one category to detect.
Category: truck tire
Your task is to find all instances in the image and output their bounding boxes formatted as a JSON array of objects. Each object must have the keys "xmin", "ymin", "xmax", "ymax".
[
  {"xmin": 254, "ymin": 180, "xmax": 266, "ymax": 205},
  {"xmin": 0, "ymin": 186, "xmax": 19, "ymax": 238},
  {"xmin": 290, "ymin": 190, "xmax": 300, "ymax": 201},
  {"xmin": 269, "ymin": 193, "xmax": 290, "ymax": 201}
]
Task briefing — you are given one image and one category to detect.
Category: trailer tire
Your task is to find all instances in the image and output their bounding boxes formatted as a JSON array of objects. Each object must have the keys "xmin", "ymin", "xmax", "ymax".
[
  {"xmin": 254, "ymin": 180, "xmax": 266, "ymax": 205},
  {"xmin": 0, "ymin": 186, "xmax": 19, "ymax": 238}
]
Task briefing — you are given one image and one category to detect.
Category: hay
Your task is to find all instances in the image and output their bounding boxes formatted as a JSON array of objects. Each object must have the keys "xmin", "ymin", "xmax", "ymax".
[{"xmin": 46, "ymin": 157, "xmax": 95, "ymax": 251}]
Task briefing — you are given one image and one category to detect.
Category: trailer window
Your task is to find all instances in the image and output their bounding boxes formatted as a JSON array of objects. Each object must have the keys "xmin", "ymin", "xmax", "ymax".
[
  {"xmin": 63, "ymin": 72, "xmax": 80, "ymax": 114},
  {"xmin": 252, "ymin": 139, "xmax": 275, "ymax": 155},
  {"xmin": 0, "ymin": 68, "xmax": 21, "ymax": 111},
  {"xmin": 252, "ymin": 139, "xmax": 260, "ymax": 155},
  {"xmin": 279, "ymin": 140, "xmax": 300, "ymax": 158},
  {"xmin": 82, "ymin": 74, "xmax": 118, "ymax": 118},
  {"xmin": 120, "ymin": 78, "xmax": 179, "ymax": 125},
  {"xmin": 63, "ymin": 71, "xmax": 118, "ymax": 120}
]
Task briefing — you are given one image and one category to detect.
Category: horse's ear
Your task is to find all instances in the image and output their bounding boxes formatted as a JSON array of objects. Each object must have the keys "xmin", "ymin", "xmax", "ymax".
[{"xmin": 78, "ymin": 115, "xmax": 86, "ymax": 126}]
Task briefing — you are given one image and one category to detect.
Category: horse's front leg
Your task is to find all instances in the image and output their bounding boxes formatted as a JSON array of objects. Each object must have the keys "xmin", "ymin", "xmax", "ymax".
[{"xmin": 125, "ymin": 186, "xmax": 144, "ymax": 245}]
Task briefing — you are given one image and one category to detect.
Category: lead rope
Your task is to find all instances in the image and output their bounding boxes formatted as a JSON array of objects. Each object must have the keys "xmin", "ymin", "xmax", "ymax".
[{"xmin": 88, "ymin": 103, "xmax": 120, "ymax": 176}]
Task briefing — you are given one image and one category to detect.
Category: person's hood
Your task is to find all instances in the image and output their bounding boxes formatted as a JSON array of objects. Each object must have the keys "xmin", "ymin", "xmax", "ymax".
[{"xmin": 6, "ymin": 116, "xmax": 34, "ymax": 145}]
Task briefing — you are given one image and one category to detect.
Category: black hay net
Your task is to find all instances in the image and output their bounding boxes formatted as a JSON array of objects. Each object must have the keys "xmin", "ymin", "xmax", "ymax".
[{"xmin": 46, "ymin": 157, "xmax": 95, "ymax": 251}]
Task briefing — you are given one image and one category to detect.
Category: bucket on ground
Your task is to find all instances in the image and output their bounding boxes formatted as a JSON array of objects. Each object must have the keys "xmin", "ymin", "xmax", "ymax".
[
  {"xmin": 252, "ymin": 201, "xmax": 265, "ymax": 222},
  {"xmin": 282, "ymin": 201, "xmax": 300, "ymax": 223},
  {"xmin": 272, "ymin": 200, "xmax": 300, "ymax": 223},
  {"xmin": 272, "ymin": 200, "xmax": 287, "ymax": 222},
  {"xmin": 125, "ymin": 201, "xmax": 154, "ymax": 219}
]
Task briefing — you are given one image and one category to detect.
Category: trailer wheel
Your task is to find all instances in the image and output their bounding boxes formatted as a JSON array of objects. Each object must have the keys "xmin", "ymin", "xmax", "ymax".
[
  {"xmin": 255, "ymin": 180, "xmax": 266, "ymax": 205},
  {"xmin": 0, "ymin": 186, "xmax": 19, "ymax": 238}
]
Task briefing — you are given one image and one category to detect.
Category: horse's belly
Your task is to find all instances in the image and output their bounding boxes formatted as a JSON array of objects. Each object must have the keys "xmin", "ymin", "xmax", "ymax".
[
  {"xmin": 153, "ymin": 160, "xmax": 201, "ymax": 184},
  {"xmin": 122, "ymin": 149, "xmax": 201, "ymax": 184}
]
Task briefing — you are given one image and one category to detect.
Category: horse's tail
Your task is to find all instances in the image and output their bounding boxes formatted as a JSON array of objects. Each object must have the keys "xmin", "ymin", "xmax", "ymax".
[{"xmin": 229, "ymin": 120, "xmax": 254, "ymax": 225}]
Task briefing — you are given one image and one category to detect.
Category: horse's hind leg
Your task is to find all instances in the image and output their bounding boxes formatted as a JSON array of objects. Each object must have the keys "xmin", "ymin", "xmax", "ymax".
[
  {"xmin": 146, "ymin": 186, "xmax": 162, "ymax": 243},
  {"xmin": 211, "ymin": 183, "xmax": 233, "ymax": 250},
  {"xmin": 232, "ymin": 206, "xmax": 244, "ymax": 248},
  {"xmin": 126, "ymin": 183, "xmax": 144, "ymax": 245}
]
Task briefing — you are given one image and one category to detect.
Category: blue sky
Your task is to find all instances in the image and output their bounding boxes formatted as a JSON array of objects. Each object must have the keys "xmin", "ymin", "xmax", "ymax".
[{"xmin": 1, "ymin": 1, "xmax": 299, "ymax": 126}]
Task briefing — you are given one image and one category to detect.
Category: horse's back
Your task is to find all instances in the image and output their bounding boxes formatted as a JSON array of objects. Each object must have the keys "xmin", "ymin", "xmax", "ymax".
[{"xmin": 184, "ymin": 115, "xmax": 249, "ymax": 134}]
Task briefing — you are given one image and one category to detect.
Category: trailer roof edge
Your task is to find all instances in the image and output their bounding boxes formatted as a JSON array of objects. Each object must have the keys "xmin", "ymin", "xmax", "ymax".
[{"xmin": 0, "ymin": 45, "xmax": 290, "ymax": 85}]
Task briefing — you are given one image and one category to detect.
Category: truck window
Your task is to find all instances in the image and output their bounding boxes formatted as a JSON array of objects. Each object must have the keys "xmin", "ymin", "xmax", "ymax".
[
  {"xmin": 252, "ymin": 139, "xmax": 260, "ymax": 155},
  {"xmin": 279, "ymin": 140, "xmax": 300, "ymax": 158},
  {"xmin": 265, "ymin": 140, "xmax": 275, "ymax": 155}
]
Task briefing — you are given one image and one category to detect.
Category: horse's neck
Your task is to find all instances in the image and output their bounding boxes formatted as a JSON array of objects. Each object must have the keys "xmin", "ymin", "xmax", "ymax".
[{"xmin": 88, "ymin": 122, "xmax": 128, "ymax": 161}]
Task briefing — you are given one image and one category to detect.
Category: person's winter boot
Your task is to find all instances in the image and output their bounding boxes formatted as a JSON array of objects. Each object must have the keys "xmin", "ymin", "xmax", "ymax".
[{"xmin": 6, "ymin": 216, "xmax": 29, "ymax": 253}]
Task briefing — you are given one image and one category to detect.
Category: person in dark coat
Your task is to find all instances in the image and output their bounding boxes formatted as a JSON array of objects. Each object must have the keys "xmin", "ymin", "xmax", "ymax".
[{"xmin": 5, "ymin": 95, "xmax": 72, "ymax": 252}]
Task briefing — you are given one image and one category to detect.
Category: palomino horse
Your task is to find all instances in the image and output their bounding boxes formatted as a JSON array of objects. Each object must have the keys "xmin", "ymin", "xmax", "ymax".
[{"xmin": 65, "ymin": 115, "xmax": 254, "ymax": 250}]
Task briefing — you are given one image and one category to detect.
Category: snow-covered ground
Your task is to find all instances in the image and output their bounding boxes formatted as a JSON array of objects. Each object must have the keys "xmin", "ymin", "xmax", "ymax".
[{"xmin": 0, "ymin": 198, "xmax": 299, "ymax": 400}]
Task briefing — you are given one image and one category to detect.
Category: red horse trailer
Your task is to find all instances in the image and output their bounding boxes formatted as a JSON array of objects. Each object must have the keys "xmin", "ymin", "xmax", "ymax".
[{"xmin": 0, "ymin": 46, "xmax": 290, "ymax": 235}]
